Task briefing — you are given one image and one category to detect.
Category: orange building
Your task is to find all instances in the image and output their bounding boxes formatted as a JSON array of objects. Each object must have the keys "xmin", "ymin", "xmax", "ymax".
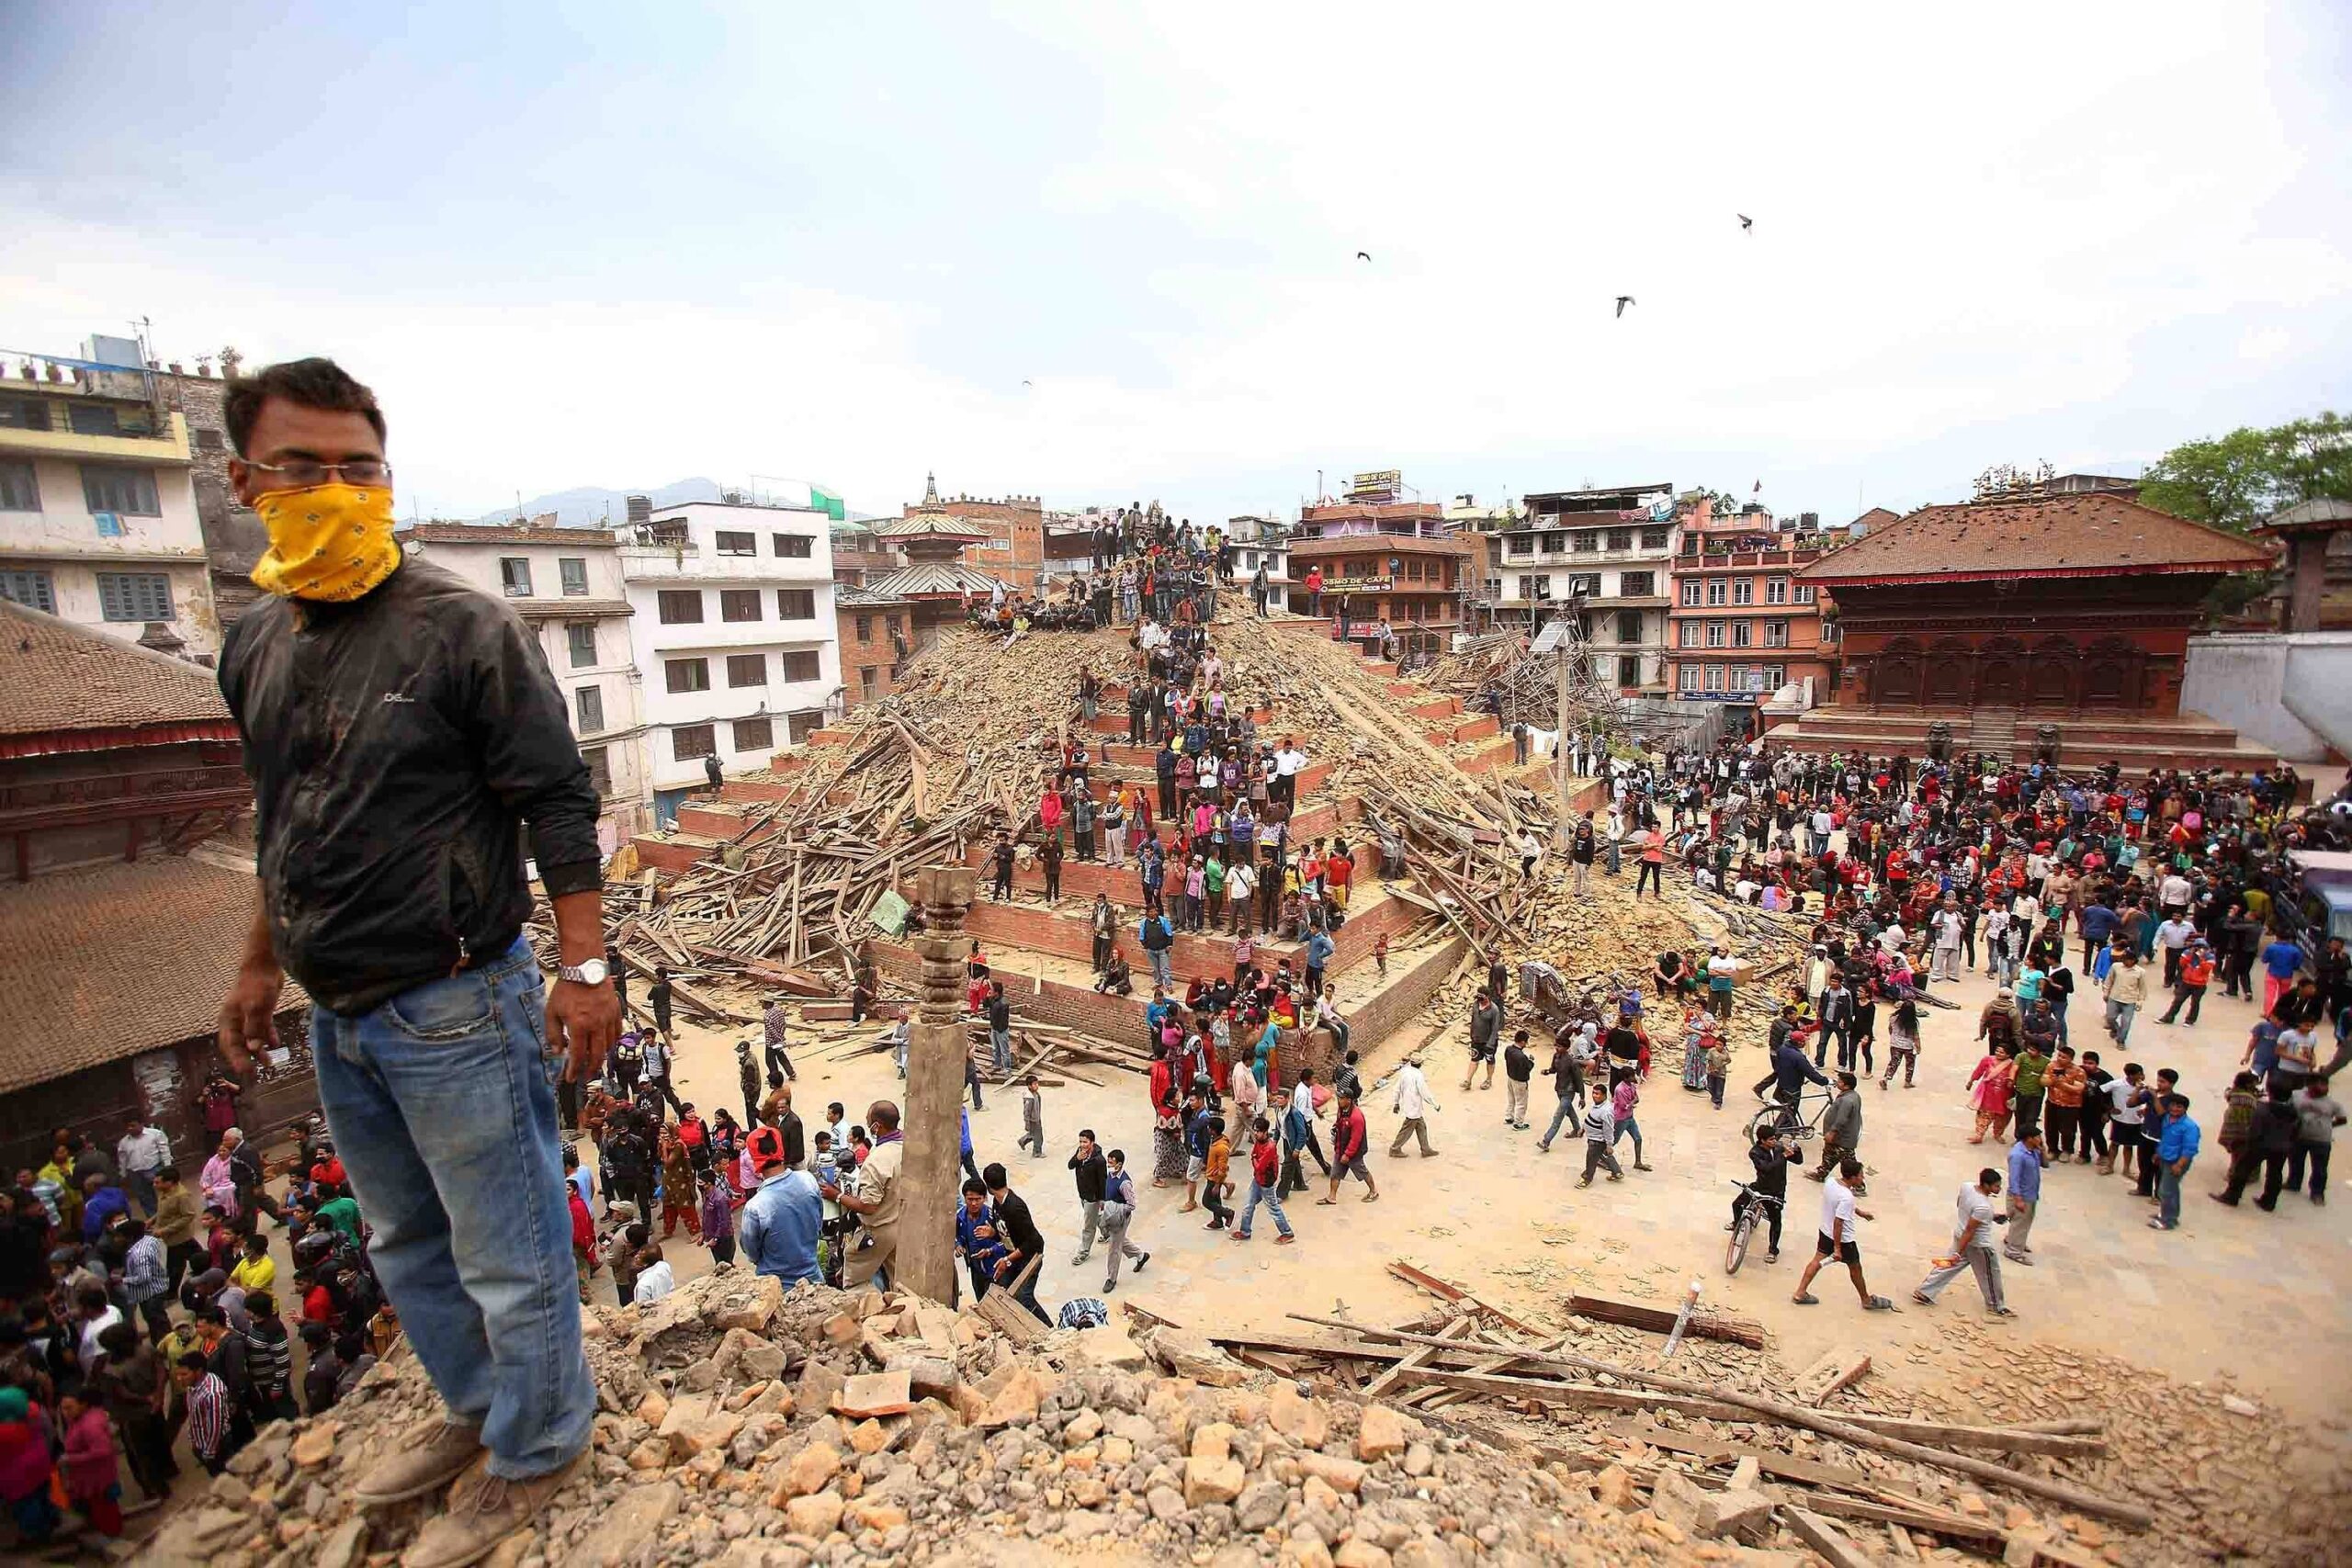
[
  {"xmin": 903, "ymin": 472, "xmax": 1044, "ymax": 591},
  {"xmin": 1663, "ymin": 498, "xmax": 1852, "ymax": 715},
  {"xmin": 1284, "ymin": 497, "xmax": 1470, "ymax": 660}
]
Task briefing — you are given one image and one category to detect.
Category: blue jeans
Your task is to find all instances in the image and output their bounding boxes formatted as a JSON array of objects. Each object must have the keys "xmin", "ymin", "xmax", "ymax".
[
  {"xmin": 1238, "ymin": 1179, "xmax": 1292, "ymax": 1238},
  {"xmin": 309, "ymin": 936, "xmax": 594, "ymax": 1479},
  {"xmin": 2157, "ymin": 1159, "xmax": 2188, "ymax": 1227},
  {"xmin": 991, "ymin": 1029, "xmax": 1012, "ymax": 1075},
  {"xmin": 1539, "ymin": 1092, "xmax": 1580, "ymax": 1148}
]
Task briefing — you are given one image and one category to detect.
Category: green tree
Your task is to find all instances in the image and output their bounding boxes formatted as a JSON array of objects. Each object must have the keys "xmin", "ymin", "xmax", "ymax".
[{"xmin": 2140, "ymin": 412, "xmax": 2352, "ymax": 532}]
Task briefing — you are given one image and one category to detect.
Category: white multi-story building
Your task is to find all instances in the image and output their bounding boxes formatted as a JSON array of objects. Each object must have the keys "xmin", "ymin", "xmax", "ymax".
[
  {"xmin": 0, "ymin": 344, "xmax": 219, "ymax": 661},
  {"xmin": 619, "ymin": 501, "xmax": 840, "ymax": 821},
  {"xmin": 401, "ymin": 521, "xmax": 651, "ymax": 851},
  {"xmin": 1225, "ymin": 514, "xmax": 1290, "ymax": 584},
  {"xmin": 1491, "ymin": 482, "xmax": 1679, "ymax": 694}
]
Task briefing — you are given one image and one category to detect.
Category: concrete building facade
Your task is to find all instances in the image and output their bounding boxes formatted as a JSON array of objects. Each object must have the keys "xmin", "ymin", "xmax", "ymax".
[
  {"xmin": 401, "ymin": 521, "xmax": 652, "ymax": 850},
  {"xmin": 1664, "ymin": 497, "xmax": 1846, "ymax": 713},
  {"xmin": 0, "ymin": 345, "xmax": 220, "ymax": 661},
  {"xmin": 1491, "ymin": 483, "xmax": 1677, "ymax": 694},
  {"xmin": 621, "ymin": 501, "xmax": 840, "ymax": 820}
]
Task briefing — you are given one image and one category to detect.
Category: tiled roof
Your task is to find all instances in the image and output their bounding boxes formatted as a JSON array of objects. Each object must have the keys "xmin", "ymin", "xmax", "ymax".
[
  {"xmin": 835, "ymin": 583, "xmax": 913, "ymax": 608},
  {"xmin": 1798, "ymin": 494, "xmax": 2273, "ymax": 585},
  {"xmin": 0, "ymin": 598, "xmax": 232, "ymax": 739},
  {"xmin": 870, "ymin": 513, "xmax": 987, "ymax": 542},
  {"xmin": 0, "ymin": 854, "xmax": 309, "ymax": 1095},
  {"xmin": 865, "ymin": 561, "xmax": 1006, "ymax": 597},
  {"xmin": 404, "ymin": 523, "xmax": 619, "ymax": 547}
]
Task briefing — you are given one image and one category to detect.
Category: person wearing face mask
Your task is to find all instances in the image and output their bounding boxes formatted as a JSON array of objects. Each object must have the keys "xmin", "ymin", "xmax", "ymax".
[{"xmin": 212, "ymin": 359, "xmax": 619, "ymax": 1568}]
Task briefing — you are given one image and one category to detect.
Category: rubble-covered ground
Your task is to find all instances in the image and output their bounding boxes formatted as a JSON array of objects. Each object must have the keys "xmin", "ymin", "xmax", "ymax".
[{"xmin": 135, "ymin": 1270, "xmax": 1807, "ymax": 1568}]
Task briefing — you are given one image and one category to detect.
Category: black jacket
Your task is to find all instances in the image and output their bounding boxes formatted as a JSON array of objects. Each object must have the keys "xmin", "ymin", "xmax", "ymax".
[
  {"xmin": 220, "ymin": 559, "xmax": 604, "ymax": 1014},
  {"xmin": 1069, "ymin": 1148, "xmax": 1107, "ymax": 1201}
]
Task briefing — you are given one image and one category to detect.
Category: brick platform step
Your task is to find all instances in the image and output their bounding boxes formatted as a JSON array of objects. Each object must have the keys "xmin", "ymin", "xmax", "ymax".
[
  {"xmin": 872, "ymin": 918, "xmax": 1469, "ymax": 1077},
  {"xmin": 952, "ymin": 813, "xmax": 1376, "ymax": 910},
  {"xmin": 955, "ymin": 879, "xmax": 1421, "ymax": 991},
  {"xmin": 632, "ymin": 831, "xmax": 718, "ymax": 874},
  {"xmin": 1454, "ymin": 734, "xmax": 1527, "ymax": 775},
  {"xmin": 1778, "ymin": 706, "xmax": 2278, "ymax": 773}
]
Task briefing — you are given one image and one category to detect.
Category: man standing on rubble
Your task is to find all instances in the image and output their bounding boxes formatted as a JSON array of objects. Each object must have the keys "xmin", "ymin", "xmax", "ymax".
[{"xmin": 212, "ymin": 359, "xmax": 618, "ymax": 1567}]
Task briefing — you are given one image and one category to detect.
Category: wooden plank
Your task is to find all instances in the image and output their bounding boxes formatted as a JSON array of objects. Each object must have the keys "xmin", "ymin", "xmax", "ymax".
[
  {"xmin": 1793, "ymin": 1348, "xmax": 1874, "ymax": 1404},
  {"xmin": 1282, "ymin": 1314, "xmax": 2147, "ymax": 1526},
  {"xmin": 1611, "ymin": 1422, "xmax": 1953, "ymax": 1519},
  {"xmin": 1386, "ymin": 1262, "xmax": 1549, "ymax": 1337},
  {"xmin": 1782, "ymin": 1506, "xmax": 1883, "ymax": 1568},
  {"xmin": 1363, "ymin": 1314, "xmax": 1475, "ymax": 1401},
  {"xmin": 1380, "ymin": 1366, "xmax": 1750, "ymax": 1419},
  {"xmin": 1568, "ymin": 1290, "xmax": 1766, "ymax": 1349},
  {"xmin": 1412, "ymin": 1329, "xmax": 1576, "ymax": 1412}
]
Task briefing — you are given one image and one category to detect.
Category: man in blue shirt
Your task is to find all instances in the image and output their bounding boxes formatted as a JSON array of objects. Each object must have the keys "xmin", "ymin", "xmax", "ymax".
[
  {"xmin": 737, "ymin": 1126, "xmax": 822, "ymax": 1286},
  {"xmin": 2003, "ymin": 1131, "xmax": 2044, "ymax": 1264},
  {"xmin": 1304, "ymin": 930, "xmax": 1336, "ymax": 996},
  {"xmin": 2150, "ymin": 1095, "xmax": 2199, "ymax": 1232},
  {"xmin": 2260, "ymin": 936, "xmax": 2306, "ymax": 1019},
  {"xmin": 954, "ymin": 1179, "xmax": 1007, "ymax": 1305},
  {"xmin": 2077, "ymin": 901, "xmax": 2117, "ymax": 971}
]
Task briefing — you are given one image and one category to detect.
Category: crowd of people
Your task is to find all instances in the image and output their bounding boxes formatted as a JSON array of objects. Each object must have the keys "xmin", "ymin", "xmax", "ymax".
[
  {"xmin": 1617, "ymin": 739, "xmax": 2351, "ymax": 1316},
  {"xmin": 0, "ymin": 1106, "xmax": 390, "ymax": 1545}
]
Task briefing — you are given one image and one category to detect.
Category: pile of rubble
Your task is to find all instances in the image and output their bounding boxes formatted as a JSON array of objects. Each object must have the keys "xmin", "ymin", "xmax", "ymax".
[
  {"xmin": 1182, "ymin": 1264, "xmax": 2347, "ymax": 1568},
  {"xmin": 142, "ymin": 1269, "xmax": 1725, "ymax": 1568}
]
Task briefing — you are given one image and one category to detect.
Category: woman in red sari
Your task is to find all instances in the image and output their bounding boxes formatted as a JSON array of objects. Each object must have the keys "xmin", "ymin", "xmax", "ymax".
[{"xmin": 1148, "ymin": 1043, "xmax": 1186, "ymax": 1187}]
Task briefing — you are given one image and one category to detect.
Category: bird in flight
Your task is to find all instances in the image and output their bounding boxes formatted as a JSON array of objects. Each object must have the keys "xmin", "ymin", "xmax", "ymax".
[
  {"xmin": 1356, "ymin": 251, "xmax": 1372, "ymax": 262},
  {"xmin": 1614, "ymin": 296, "xmax": 1635, "ymax": 318},
  {"xmin": 1022, "ymin": 379, "xmax": 1033, "ymax": 389},
  {"xmin": 1738, "ymin": 213, "xmax": 1754, "ymax": 232}
]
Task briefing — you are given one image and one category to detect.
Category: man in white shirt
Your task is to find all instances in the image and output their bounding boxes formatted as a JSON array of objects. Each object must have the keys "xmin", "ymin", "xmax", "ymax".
[
  {"xmin": 1931, "ymin": 899, "xmax": 1965, "ymax": 981},
  {"xmin": 2153, "ymin": 915, "xmax": 2197, "ymax": 987},
  {"xmin": 2157, "ymin": 872, "xmax": 2192, "ymax": 918},
  {"xmin": 1911, "ymin": 1168, "xmax": 2013, "ymax": 1315},
  {"xmin": 117, "ymin": 1115, "xmax": 172, "ymax": 1219},
  {"xmin": 1386, "ymin": 1057, "xmax": 1440, "ymax": 1158},
  {"xmin": 1272, "ymin": 739, "xmax": 1309, "ymax": 807},
  {"xmin": 1790, "ymin": 1156, "xmax": 1892, "ymax": 1311}
]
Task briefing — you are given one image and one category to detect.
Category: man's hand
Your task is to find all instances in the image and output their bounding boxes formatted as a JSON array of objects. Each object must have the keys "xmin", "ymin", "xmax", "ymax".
[
  {"xmin": 548, "ymin": 978, "xmax": 622, "ymax": 1082},
  {"xmin": 217, "ymin": 961, "xmax": 284, "ymax": 1080}
]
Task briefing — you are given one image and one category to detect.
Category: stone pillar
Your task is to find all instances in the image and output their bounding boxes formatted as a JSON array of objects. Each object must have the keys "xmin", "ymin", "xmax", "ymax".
[
  {"xmin": 2287, "ymin": 534, "xmax": 2330, "ymax": 635},
  {"xmin": 898, "ymin": 863, "xmax": 976, "ymax": 1303}
]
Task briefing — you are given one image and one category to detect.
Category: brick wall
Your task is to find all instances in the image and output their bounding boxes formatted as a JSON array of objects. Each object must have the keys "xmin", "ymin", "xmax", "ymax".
[{"xmin": 835, "ymin": 604, "xmax": 910, "ymax": 710}]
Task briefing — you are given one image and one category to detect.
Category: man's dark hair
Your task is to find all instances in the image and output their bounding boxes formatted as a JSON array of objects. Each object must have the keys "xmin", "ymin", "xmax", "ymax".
[
  {"xmin": 961, "ymin": 1178, "xmax": 987, "ymax": 1197},
  {"xmin": 1979, "ymin": 1168, "xmax": 2001, "ymax": 1187},
  {"xmin": 224, "ymin": 357, "xmax": 385, "ymax": 456},
  {"xmin": 2165, "ymin": 1093, "xmax": 2191, "ymax": 1111},
  {"xmin": 177, "ymin": 1350, "xmax": 209, "ymax": 1372},
  {"xmin": 981, "ymin": 1162, "xmax": 1008, "ymax": 1189}
]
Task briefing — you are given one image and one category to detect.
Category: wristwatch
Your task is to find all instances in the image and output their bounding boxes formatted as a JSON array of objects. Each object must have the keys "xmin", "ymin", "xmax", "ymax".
[{"xmin": 558, "ymin": 957, "xmax": 611, "ymax": 987}]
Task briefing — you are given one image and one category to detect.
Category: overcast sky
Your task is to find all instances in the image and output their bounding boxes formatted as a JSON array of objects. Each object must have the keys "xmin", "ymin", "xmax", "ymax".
[{"xmin": 5, "ymin": 3, "xmax": 2347, "ymax": 525}]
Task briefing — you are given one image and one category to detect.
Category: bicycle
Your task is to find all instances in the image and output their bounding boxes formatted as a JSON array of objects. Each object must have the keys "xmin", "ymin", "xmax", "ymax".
[
  {"xmin": 1724, "ymin": 1181, "xmax": 1783, "ymax": 1275},
  {"xmin": 1745, "ymin": 1077, "xmax": 1834, "ymax": 1145}
]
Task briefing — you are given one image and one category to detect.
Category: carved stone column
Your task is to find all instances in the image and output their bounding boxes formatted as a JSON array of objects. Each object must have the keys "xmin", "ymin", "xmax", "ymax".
[{"xmin": 897, "ymin": 863, "xmax": 976, "ymax": 1303}]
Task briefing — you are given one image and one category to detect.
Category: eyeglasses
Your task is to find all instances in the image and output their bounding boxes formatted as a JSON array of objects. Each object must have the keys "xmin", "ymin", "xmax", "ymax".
[{"xmin": 245, "ymin": 458, "xmax": 392, "ymax": 488}]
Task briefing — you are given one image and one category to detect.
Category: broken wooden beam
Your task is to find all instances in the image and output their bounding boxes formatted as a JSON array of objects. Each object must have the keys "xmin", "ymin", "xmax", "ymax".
[
  {"xmin": 1386, "ymin": 1261, "xmax": 1550, "ymax": 1337},
  {"xmin": 1567, "ymin": 1290, "xmax": 1765, "ymax": 1349},
  {"xmin": 1283, "ymin": 1313, "xmax": 2149, "ymax": 1527},
  {"xmin": 1781, "ymin": 1506, "xmax": 1883, "ymax": 1568}
]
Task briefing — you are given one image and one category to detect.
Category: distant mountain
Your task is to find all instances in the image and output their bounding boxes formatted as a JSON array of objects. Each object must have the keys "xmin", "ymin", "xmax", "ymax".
[{"xmin": 469, "ymin": 478, "xmax": 726, "ymax": 529}]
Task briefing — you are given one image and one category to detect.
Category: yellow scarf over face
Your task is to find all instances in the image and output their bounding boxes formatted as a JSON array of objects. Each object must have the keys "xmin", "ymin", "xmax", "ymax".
[{"xmin": 250, "ymin": 481, "xmax": 402, "ymax": 601}]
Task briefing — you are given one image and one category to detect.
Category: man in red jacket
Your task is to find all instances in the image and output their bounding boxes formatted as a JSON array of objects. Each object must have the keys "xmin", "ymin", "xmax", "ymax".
[
  {"xmin": 1319, "ymin": 1089, "xmax": 1379, "ymax": 1205},
  {"xmin": 1229, "ymin": 1117, "xmax": 1295, "ymax": 1244}
]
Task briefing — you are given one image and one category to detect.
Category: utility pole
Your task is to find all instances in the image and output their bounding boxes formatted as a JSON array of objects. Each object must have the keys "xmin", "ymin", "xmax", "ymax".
[
  {"xmin": 1555, "ymin": 619, "xmax": 1572, "ymax": 824},
  {"xmin": 897, "ymin": 862, "xmax": 976, "ymax": 1302}
]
